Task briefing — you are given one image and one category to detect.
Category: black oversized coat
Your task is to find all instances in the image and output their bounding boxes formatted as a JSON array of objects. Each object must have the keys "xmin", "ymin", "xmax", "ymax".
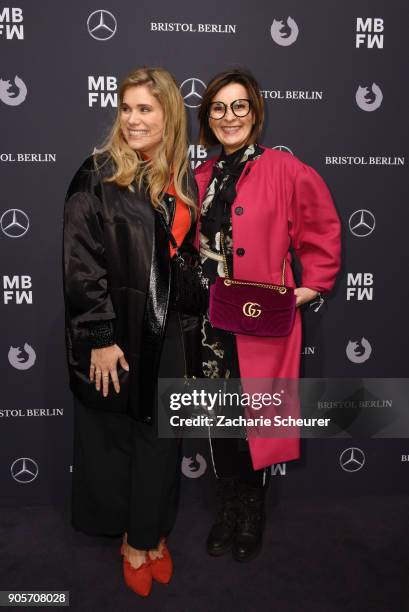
[{"xmin": 63, "ymin": 155, "xmax": 198, "ymax": 422}]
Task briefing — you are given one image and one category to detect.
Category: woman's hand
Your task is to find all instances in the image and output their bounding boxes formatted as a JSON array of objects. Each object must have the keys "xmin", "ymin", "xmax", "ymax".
[
  {"xmin": 294, "ymin": 287, "xmax": 318, "ymax": 307},
  {"xmin": 89, "ymin": 344, "xmax": 129, "ymax": 397}
]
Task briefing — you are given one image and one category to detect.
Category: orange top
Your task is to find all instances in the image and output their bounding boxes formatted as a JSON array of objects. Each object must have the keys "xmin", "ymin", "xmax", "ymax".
[
  {"xmin": 140, "ymin": 154, "xmax": 191, "ymax": 257},
  {"xmin": 166, "ymin": 182, "xmax": 191, "ymax": 257}
]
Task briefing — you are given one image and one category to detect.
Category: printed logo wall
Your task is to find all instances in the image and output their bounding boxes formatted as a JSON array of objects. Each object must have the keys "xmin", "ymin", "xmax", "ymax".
[
  {"xmin": 0, "ymin": 7, "xmax": 24, "ymax": 39},
  {"xmin": 0, "ymin": 2, "xmax": 407, "ymax": 504}
]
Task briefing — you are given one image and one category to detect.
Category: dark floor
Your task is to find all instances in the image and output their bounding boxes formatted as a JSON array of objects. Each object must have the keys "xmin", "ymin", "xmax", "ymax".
[{"xmin": 1, "ymin": 493, "xmax": 409, "ymax": 612}]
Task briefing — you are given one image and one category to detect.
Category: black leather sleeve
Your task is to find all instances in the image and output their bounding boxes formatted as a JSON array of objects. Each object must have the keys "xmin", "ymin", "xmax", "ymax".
[{"xmin": 63, "ymin": 188, "xmax": 116, "ymax": 331}]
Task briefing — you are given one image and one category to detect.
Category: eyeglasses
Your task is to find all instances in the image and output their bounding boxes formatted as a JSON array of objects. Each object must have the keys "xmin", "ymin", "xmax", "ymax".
[{"xmin": 208, "ymin": 99, "xmax": 251, "ymax": 120}]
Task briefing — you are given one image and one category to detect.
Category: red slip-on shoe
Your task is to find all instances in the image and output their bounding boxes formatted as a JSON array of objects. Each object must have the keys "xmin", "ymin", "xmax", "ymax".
[
  {"xmin": 150, "ymin": 541, "xmax": 173, "ymax": 584},
  {"xmin": 123, "ymin": 556, "xmax": 152, "ymax": 597}
]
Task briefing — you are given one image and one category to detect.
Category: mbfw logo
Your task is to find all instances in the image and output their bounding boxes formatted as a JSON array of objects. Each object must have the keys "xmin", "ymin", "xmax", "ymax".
[
  {"xmin": 8, "ymin": 343, "xmax": 36, "ymax": 370},
  {"xmin": 1, "ymin": 209, "xmax": 29, "ymax": 238},
  {"xmin": 356, "ymin": 18, "xmax": 384, "ymax": 48},
  {"xmin": 0, "ymin": 7, "xmax": 24, "ymax": 39},
  {"xmin": 261, "ymin": 90, "xmax": 323, "ymax": 101},
  {"xmin": 3, "ymin": 275, "xmax": 32, "ymax": 304},
  {"xmin": 88, "ymin": 76, "xmax": 117, "ymax": 108},
  {"xmin": 270, "ymin": 17, "xmax": 299, "ymax": 46},
  {"xmin": 188, "ymin": 144, "xmax": 207, "ymax": 169},
  {"xmin": 271, "ymin": 463, "xmax": 286, "ymax": 476},
  {"xmin": 339, "ymin": 448, "xmax": 365, "ymax": 472},
  {"xmin": 181, "ymin": 453, "xmax": 207, "ymax": 478},
  {"xmin": 180, "ymin": 78, "xmax": 206, "ymax": 109},
  {"xmin": 87, "ymin": 10, "xmax": 117, "ymax": 41},
  {"xmin": 349, "ymin": 210, "xmax": 375, "ymax": 237},
  {"xmin": 0, "ymin": 75, "xmax": 27, "ymax": 106},
  {"xmin": 347, "ymin": 273, "xmax": 374, "ymax": 301},
  {"xmin": 150, "ymin": 22, "xmax": 236, "ymax": 34},
  {"xmin": 273, "ymin": 145, "xmax": 294, "ymax": 155},
  {"xmin": 11, "ymin": 457, "xmax": 38, "ymax": 483},
  {"xmin": 346, "ymin": 338, "xmax": 372, "ymax": 363},
  {"xmin": 356, "ymin": 83, "xmax": 383, "ymax": 111}
]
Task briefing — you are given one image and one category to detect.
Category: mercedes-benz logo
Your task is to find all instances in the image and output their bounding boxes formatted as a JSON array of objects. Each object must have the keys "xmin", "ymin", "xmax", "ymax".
[
  {"xmin": 273, "ymin": 145, "xmax": 294, "ymax": 155},
  {"xmin": 11, "ymin": 457, "xmax": 39, "ymax": 483},
  {"xmin": 339, "ymin": 447, "xmax": 365, "ymax": 472},
  {"xmin": 179, "ymin": 78, "xmax": 206, "ymax": 109},
  {"xmin": 348, "ymin": 209, "xmax": 376, "ymax": 237},
  {"xmin": 0, "ymin": 208, "xmax": 29, "ymax": 238},
  {"xmin": 87, "ymin": 10, "xmax": 117, "ymax": 41}
]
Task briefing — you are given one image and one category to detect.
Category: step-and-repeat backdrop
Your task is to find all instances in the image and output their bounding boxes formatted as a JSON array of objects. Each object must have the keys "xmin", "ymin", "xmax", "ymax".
[{"xmin": 1, "ymin": 1, "xmax": 408, "ymax": 505}]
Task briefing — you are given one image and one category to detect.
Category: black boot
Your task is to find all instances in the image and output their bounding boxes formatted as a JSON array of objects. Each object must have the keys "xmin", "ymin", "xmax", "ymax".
[
  {"xmin": 232, "ymin": 483, "xmax": 265, "ymax": 562},
  {"xmin": 206, "ymin": 477, "xmax": 237, "ymax": 556}
]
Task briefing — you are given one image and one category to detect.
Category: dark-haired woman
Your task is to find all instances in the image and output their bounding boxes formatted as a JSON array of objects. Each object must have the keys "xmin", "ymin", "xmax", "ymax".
[{"xmin": 195, "ymin": 69, "xmax": 341, "ymax": 562}]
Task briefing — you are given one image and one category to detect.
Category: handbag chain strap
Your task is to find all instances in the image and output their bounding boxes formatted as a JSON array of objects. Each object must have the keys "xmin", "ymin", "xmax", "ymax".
[{"xmin": 220, "ymin": 230, "xmax": 287, "ymax": 295}]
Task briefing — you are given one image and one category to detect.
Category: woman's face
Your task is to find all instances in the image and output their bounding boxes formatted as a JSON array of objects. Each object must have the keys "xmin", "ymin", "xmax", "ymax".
[
  {"xmin": 208, "ymin": 82, "xmax": 255, "ymax": 155},
  {"xmin": 120, "ymin": 85, "xmax": 164, "ymax": 157}
]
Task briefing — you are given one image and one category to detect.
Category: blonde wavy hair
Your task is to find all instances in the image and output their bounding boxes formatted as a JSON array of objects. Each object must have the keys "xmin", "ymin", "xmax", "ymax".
[{"xmin": 97, "ymin": 67, "xmax": 195, "ymax": 212}]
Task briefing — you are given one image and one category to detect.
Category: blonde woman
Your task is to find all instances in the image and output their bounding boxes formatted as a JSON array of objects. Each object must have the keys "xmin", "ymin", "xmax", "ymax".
[{"xmin": 63, "ymin": 67, "xmax": 197, "ymax": 597}]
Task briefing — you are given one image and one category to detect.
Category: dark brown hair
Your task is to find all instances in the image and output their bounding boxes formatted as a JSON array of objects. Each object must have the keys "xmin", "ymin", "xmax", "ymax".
[{"xmin": 198, "ymin": 69, "xmax": 264, "ymax": 148}]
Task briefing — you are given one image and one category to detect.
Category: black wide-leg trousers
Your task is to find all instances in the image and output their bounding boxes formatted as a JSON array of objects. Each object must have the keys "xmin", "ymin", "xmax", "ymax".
[{"xmin": 71, "ymin": 311, "xmax": 184, "ymax": 550}]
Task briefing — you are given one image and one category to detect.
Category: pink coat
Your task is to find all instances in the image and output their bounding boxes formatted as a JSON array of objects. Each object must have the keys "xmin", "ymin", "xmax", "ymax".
[{"xmin": 194, "ymin": 147, "xmax": 341, "ymax": 470}]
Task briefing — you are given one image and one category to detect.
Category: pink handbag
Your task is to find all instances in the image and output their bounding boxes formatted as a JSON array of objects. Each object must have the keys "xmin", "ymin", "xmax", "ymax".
[{"xmin": 208, "ymin": 232, "xmax": 296, "ymax": 337}]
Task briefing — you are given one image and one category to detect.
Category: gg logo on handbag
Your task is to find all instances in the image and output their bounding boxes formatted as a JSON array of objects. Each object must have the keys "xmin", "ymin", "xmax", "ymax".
[
  {"xmin": 243, "ymin": 302, "xmax": 261, "ymax": 318},
  {"xmin": 208, "ymin": 230, "xmax": 296, "ymax": 337}
]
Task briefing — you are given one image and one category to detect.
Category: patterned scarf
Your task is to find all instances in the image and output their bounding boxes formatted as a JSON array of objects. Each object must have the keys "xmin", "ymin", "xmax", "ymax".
[{"xmin": 199, "ymin": 143, "xmax": 263, "ymax": 378}]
